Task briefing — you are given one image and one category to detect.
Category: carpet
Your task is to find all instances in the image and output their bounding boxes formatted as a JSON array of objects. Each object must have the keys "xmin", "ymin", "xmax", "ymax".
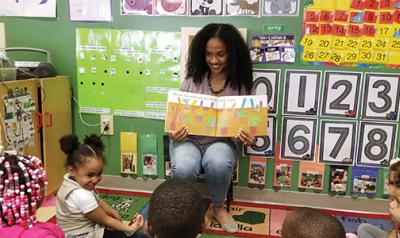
[{"xmin": 37, "ymin": 188, "xmax": 393, "ymax": 238}]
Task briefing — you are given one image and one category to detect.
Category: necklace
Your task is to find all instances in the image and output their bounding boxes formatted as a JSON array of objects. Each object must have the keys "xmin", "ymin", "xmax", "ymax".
[{"xmin": 208, "ymin": 75, "xmax": 229, "ymax": 94}]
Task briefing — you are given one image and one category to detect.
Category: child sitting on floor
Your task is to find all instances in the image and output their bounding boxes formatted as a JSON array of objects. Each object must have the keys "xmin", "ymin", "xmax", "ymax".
[
  {"xmin": 0, "ymin": 154, "xmax": 64, "ymax": 238},
  {"xmin": 357, "ymin": 158, "xmax": 400, "ymax": 238},
  {"xmin": 282, "ymin": 207, "xmax": 347, "ymax": 238},
  {"xmin": 57, "ymin": 134, "xmax": 145, "ymax": 237},
  {"xmin": 147, "ymin": 178, "xmax": 204, "ymax": 238}
]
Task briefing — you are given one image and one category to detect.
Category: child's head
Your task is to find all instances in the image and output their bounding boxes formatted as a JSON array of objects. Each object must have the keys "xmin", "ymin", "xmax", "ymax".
[
  {"xmin": 0, "ymin": 155, "xmax": 47, "ymax": 228},
  {"xmin": 282, "ymin": 207, "xmax": 345, "ymax": 238},
  {"xmin": 59, "ymin": 134, "xmax": 105, "ymax": 191},
  {"xmin": 389, "ymin": 158, "xmax": 400, "ymax": 199},
  {"xmin": 148, "ymin": 178, "xmax": 204, "ymax": 238}
]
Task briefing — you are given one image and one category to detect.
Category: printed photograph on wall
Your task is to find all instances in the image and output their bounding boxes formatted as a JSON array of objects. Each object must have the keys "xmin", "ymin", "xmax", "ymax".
[
  {"xmin": 329, "ymin": 165, "xmax": 348, "ymax": 195},
  {"xmin": 225, "ymin": 0, "xmax": 260, "ymax": 16},
  {"xmin": 189, "ymin": 0, "xmax": 223, "ymax": 15},
  {"xmin": 263, "ymin": 0, "xmax": 299, "ymax": 16},
  {"xmin": 120, "ymin": 0, "xmax": 153, "ymax": 15},
  {"xmin": 121, "ymin": 152, "xmax": 137, "ymax": 174},
  {"xmin": 142, "ymin": 154, "xmax": 157, "ymax": 176}
]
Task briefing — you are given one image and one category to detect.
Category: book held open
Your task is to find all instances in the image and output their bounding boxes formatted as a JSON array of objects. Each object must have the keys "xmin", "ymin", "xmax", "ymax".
[{"xmin": 165, "ymin": 90, "xmax": 268, "ymax": 137}]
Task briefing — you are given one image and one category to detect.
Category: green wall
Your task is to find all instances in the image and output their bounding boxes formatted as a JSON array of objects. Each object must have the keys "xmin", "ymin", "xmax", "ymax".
[{"xmin": 1, "ymin": 0, "xmax": 398, "ymax": 197}]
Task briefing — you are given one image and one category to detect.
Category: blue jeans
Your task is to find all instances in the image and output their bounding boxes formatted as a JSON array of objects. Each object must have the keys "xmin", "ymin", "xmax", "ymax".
[{"xmin": 169, "ymin": 139, "xmax": 237, "ymax": 206}]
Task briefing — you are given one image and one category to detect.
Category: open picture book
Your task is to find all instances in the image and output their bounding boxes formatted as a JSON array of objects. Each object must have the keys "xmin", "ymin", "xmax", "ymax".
[{"xmin": 165, "ymin": 90, "xmax": 268, "ymax": 137}]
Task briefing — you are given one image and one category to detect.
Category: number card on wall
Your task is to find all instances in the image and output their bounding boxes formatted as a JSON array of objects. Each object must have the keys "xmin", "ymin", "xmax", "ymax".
[
  {"xmin": 362, "ymin": 73, "xmax": 400, "ymax": 120},
  {"xmin": 244, "ymin": 116, "xmax": 276, "ymax": 157},
  {"xmin": 357, "ymin": 121, "xmax": 397, "ymax": 167},
  {"xmin": 283, "ymin": 70, "xmax": 321, "ymax": 115},
  {"xmin": 321, "ymin": 71, "xmax": 362, "ymax": 117},
  {"xmin": 319, "ymin": 120, "xmax": 357, "ymax": 165},
  {"xmin": 281, "ymin": 117, "xmax": 317, "ymax": 161},
  {"xmin": 253, "ymin": 69, "xmax": 280, "ymax": 113}
]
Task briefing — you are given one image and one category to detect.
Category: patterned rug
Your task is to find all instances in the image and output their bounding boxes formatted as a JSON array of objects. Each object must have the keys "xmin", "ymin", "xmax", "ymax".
[{"xmin": 37, "ymin": 188, "xmax": 392, "ymax": 238}]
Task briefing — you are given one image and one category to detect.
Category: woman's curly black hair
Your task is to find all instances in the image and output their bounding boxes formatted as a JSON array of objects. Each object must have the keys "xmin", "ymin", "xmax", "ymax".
[
  {"xmin": 185, "ymin": 23, "xmax": 253, "ymax": 94},
  {"xmin": 59, "ymin": 134, "xmax": 105, "ymax": 168}
]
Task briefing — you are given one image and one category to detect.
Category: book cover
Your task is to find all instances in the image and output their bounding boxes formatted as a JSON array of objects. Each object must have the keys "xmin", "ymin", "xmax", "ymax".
[{"xmin": 165, "ymin": 90, "xmax": 268, "ymax": 137}]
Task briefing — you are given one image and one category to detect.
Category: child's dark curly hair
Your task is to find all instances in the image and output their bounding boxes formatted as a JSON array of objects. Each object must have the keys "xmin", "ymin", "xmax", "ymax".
[
  {"xmin": 390, "ymin": 160, "xmax": 400, "ymax": 187},
  {"xmin": 148, "ymin": 178, "xmax": 204, "ymax": 238},
  {"xmin": 186, "ymin": 23, "xmax": 253, "ymax": 94},
  {"xmin": 59, "ymin": 134, "xmax": 105, "ymax": 168}
]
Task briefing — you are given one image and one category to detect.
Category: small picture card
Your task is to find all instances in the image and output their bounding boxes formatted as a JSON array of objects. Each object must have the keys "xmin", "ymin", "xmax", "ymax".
[
  {"xmin": 329, "ymin": 165, "xmax": 348, "ymax": 195},
  {"xmin": 233, "ymin": 160, "xmax": 239, "ymax": 183},
  {"xmin": 273, "ymin": 159, "xmax": 293, "ymax": 188},
  {"xmin": 298, "ymin": 161, "xmax": 324, "ymax": 190},
  {"xmin": 142, "ymin": 154, "xmax": 158, "ymax": 177},
  {"xmin": 250, "ymin": 34, "xmax": 296, "ymax": 64},
  {"xmin": 248, "ymin": 157, "xmax": 266, "ymax": 189},
  {"xmin": 121, "ymin": 152, "xmax": 137, "ymax": 174},
  {"xmin": 351, "ymin": 166, "xmax": 378, "ymax": 197}
]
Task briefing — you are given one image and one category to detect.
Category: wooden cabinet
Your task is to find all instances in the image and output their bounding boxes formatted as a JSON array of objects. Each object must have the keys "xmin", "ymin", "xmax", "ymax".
[{"xmin": 0, "ymin": 76, "xmax": 72, "ymax": 195}]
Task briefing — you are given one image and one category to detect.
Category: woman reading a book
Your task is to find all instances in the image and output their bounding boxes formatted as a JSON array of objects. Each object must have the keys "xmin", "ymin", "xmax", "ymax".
[{"xmin": 169, "ymin": 23, "xmax": 255, "ymax": 233}]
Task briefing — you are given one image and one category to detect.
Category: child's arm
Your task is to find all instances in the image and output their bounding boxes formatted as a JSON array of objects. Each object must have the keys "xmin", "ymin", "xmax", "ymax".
[
  {"xmin": 86, "ymin": 207, "xmax": 144, "ymax": 233},
  {"xmin": 388, "ymin": 229, "xmax": 398, "ymax": 238},
  {"xmin": 98, "ymin": 198, "xmax": 121, "ymax": 221}
]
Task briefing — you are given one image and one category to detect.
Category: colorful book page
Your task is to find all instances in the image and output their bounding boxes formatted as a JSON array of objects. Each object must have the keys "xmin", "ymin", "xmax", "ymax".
[{"xmin": 165, "ymin": 91, "xmax": 268, "ymax": 137}]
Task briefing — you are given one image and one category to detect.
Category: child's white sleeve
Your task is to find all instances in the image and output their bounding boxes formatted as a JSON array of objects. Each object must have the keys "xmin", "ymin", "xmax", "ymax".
[{"xmin": 65, "ymin": 188, "xmax": 99, "ymax": 214}]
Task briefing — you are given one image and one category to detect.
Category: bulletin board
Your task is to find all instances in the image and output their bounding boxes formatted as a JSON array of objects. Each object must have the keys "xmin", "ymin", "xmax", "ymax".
[
  {"xmin": 76, "ymin": 28, "xmax": 180, "ymax": 118},
  {"xmin": 1, "ymin": 0, "xmax": 399, "ymax": 199}
]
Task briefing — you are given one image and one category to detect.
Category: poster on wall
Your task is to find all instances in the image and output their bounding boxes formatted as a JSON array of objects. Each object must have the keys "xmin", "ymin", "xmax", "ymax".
[
  {"xmin": 250, "ymin": 34, "xmax": 296, "ymax": 64},
  {"xmin": 300, "ymin": 0, "xmax": 400, "ymax": 68},
  {"xmin": 262, "ymin": 0, "xmax": 299, "ymax": 16},
  {"xmin": 189, "ymin": 0, "xmax": 223, "ymax": 15},
  {"xmin": 154, "ymin": 0, "xmax": 187, "ymax": 15},
  {"xmin": 225, "ymin": 0, "xmax": 260, "ymax": 16},
  {"xmin": 0, "ymin": 0, "xmax": 56, "ymax": 17},
  {"xmin": 120, "ymin": 0, "xmax": 152, "ymax": 15},
  {"xmin": 3, "ymin": 89, "xmax": 36, "ymax": 152},
  {"xmin": 76, "ymin": 28, "xmax": 181, "ymax": 118},
  {"xmin": 69, "ymin": 0, "xmax": 112, "ymax": 21}
]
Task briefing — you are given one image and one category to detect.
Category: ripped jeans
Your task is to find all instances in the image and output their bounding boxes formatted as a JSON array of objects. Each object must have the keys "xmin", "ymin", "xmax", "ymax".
[{"xmin": 169, "ymin": 139, "xmax": 238, "ymax": 206}]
